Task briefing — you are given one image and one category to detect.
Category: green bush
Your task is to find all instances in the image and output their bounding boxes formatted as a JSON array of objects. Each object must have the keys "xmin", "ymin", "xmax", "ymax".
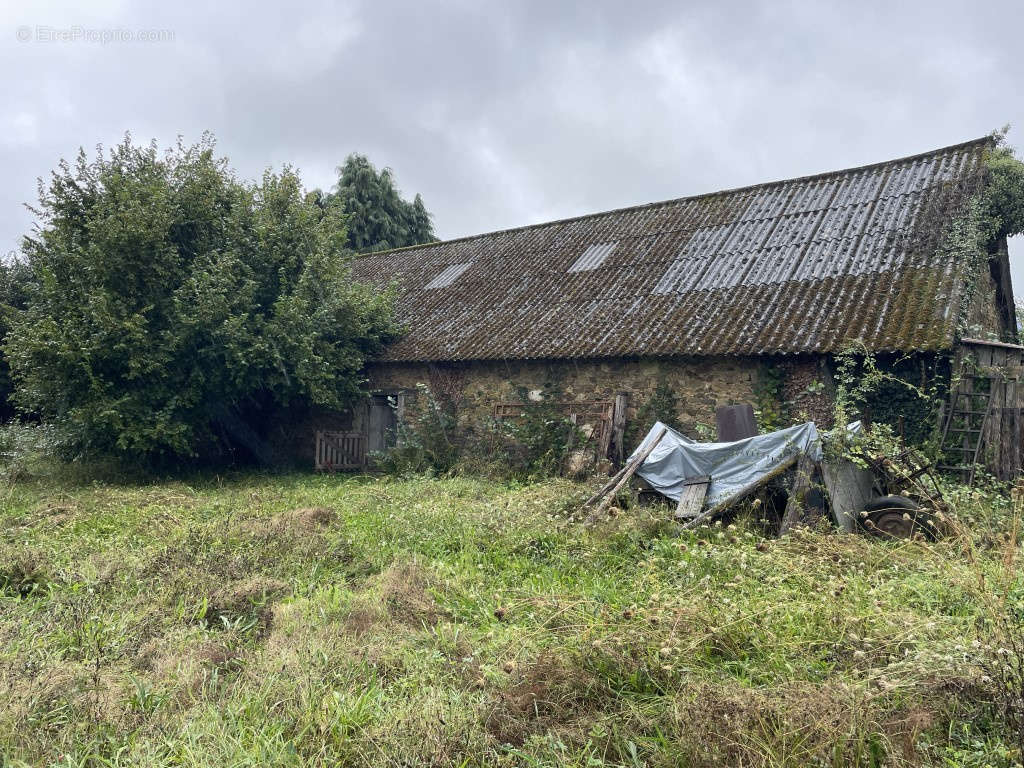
[
  {"xmin": 373, "ymin": 385, "xmax": 460, "ymax": 475},
  {"xmin": 377, "ymin": 382, "xmax": 583, "ymax": 479},
  {"xmin": 502, "ymin": 384, "xmax": 584, "ymax": 478},
  {"xmin": 0, "ymin": 260, "xmax": 32, "ymax": 421},
  {"xmin": 4, "ymin": 136, "xmax": 397, "ymax": 465},
  {"xmin": 0, "ymin": 422, "xmax": 60, "ymax": 482}
]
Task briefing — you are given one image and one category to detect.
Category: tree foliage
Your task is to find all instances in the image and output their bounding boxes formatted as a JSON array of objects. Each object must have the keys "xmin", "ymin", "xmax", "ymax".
[
  {"xmin": 327, "ymin": 154, "xmax": 434, "ymax": 253},
  {"xmin": 981, "ymin": 136, "xmax": 1024, "ymax": 241},
  {"xmin": 4, "ymin": 136, "xmax": 398, "ymax": 462},
  {"xmin": 0, "ymin": 259, "xmax": 32, "ymax": 420}
]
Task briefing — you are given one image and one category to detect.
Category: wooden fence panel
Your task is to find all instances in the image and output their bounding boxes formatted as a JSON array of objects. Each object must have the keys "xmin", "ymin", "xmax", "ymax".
[{"xmin": 314, "ymin": 430, "xmax": 367, "ymax": 471}]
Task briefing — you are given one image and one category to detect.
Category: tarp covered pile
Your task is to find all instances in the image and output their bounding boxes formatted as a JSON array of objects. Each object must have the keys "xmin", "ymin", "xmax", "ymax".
[{"xmin": 630, "ymin": 421, "xmax": 823, "ymax": 512}]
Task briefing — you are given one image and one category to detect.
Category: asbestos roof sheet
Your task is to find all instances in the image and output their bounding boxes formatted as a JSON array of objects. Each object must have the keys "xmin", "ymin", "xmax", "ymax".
[{"xmin": 351, "ymin": 137, "xmax": 991, "ymax": 361}]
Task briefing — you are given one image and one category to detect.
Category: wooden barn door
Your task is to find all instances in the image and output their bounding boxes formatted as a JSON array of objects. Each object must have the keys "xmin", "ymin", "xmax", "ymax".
[{"xmin": 367, "ymin": 395, "xmax": 397, "ymax": 455}]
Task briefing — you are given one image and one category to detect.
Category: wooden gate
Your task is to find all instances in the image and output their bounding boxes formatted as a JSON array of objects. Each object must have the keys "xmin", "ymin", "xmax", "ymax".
[
  {"xmin": 493, "ymin": 400, "xmax": 615, "ymax": 458},
  {"xmin": 314, "ymin": 430, "xmax": 367, "ymax": 471}
]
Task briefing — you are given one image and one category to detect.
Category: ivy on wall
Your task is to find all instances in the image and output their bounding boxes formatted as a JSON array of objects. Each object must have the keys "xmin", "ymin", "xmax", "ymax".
[
  {"xmin": 625, "ymin": 378, "xmax": 682, "ymax": 450},
  {"xmin": 753, "ymin": 364, "xmax": 786, "ymax": 433},
  {"xmin": 943, "ymin": 134, "xmax": 1024, "ymax": 340},
  {"xmin": 831, "ymin": 342, "xmax": 950, "ymax": 450}
]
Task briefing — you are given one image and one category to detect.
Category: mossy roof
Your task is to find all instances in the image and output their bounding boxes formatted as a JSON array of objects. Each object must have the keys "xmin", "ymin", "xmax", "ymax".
[{"xmin": 352, "ymin": 137, "xmax": 992, "ymax": 361}]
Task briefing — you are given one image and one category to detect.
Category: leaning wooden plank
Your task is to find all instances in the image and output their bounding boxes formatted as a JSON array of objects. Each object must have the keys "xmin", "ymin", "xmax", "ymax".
[
  {"xmin": 611, "ymin": 393, "xmax": 629, "ymax": 465},
  {"xmin": 674, "ymin": 475, "xmax": 711, "ymax": 520},
  {"xmin": 580, "ymin": 462, "xmax": 631, "ymax": 509},
  {"xmin": 680, "ymin": 453, "xmax": 799, "ymax": 530},
  {"xmin": 591, "ymin": 426, "xmax": 668, "ymax": 513},
  {"xmin": 584, "ymin": 426, "xmax": 668, "ymax": 525},
  {"xmin": 821, "ymin": 458, "xmax": 874, "ymax": 533},
  {"xmin": 581, "ymin": 425, "xmax": 667, "ymax": 509},
  {"xmin": 779, "ymin": 454, "xmax": 818, "ymax": 536}
]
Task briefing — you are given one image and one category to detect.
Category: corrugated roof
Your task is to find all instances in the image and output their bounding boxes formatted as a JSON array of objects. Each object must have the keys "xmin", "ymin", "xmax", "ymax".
[{"xmin": 351, "ymin": 137, "xmax": 992, "ymax": 361}]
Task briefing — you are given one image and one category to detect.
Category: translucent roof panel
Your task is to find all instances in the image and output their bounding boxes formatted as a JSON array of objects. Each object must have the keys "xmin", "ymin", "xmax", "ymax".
[
  {"xmin": 424, "ymin": 262, "xmax": 472, "ymax": 289},
  {"xmin": 567, "ymin": 242, "xmax": 618, "ymax": 273}
]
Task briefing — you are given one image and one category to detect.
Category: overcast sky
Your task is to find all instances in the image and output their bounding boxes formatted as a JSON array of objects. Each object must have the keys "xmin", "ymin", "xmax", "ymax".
[{"xmin": 2, "ymin": 0, "xmax": 1022, "ymax": 297}]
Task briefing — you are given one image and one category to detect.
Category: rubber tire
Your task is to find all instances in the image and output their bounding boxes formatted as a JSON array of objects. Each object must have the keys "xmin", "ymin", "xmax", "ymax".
[
  {"xmin": 863, "ymin": 495, "xmax": 919, "ymax": 513},
  {"xmin": 860, "ymin": 495, "xmax": 935, "ymax": 540}
]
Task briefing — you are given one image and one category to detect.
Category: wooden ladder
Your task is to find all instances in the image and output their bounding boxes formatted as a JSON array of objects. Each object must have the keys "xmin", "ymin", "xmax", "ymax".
[{"xmin": 938, "ymin": 373, "xmax": 994, "ymax": 485}]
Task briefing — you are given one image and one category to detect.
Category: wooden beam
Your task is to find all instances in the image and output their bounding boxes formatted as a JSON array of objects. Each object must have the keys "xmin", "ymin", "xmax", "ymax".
[
  {"xmin": 580, "ymin": 463, "xmax": 631, "ymax": 509},
  {"xmin": 584, "ymin": 425, "xmax": 667, "ymax": 525},
  {"xmin": 780, "ymin": 454, "xmax": 818, "ymax": 535},
  {"xmin": 821, "ymin": 458, "xmax": 873, "ymax": 534}
]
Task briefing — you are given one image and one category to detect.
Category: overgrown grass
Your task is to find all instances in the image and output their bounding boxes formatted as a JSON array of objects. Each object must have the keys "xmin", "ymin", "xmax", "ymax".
[{"xmin": 0, "ymin": 470, "xmax": 1021, "ymax": 766}]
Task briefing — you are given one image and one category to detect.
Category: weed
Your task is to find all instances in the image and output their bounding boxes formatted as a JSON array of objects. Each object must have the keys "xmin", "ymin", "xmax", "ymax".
[{"xmin": 0, "ymin": 472, "xmax": 1018, "ymax": 765}]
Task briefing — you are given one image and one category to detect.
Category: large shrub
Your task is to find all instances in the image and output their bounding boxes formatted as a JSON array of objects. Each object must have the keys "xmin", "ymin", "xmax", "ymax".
[
  {"xmin": 0, "ymin": 259, "xmax": 32, "ymax": 420},
  {"xmin": 4, "ymin": 136, "xmax": 398, "ymax": 463}
]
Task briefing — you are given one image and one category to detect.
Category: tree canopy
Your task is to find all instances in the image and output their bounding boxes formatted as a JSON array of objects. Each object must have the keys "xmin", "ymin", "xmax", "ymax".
[
  {"xmin": 4, "ymin": 136, "xmax": 398, "ymax": 462},
  {"xmin": 326, "ymin": 153, "xmax": 435, "ymax": 253},
  {"xmin": 0, "ymin": 259, "xmax": 32, "ymax": 420},
  {"xmin": 980, "ymin": 134, "xmax": 1024, "ymax": 242}
]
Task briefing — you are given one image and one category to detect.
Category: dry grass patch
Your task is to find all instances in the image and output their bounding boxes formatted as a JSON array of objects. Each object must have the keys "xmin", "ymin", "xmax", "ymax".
[
  {"xmin": 205, "ymin": 576, "xmax": 288, "ymax": 634},
  {"xmin": 375, "ymin": 561, "xmax": 446, "ymax": 628},
  {"xmin": 485, "ymin": 651, "xmax": 601, "ymax": 748}
]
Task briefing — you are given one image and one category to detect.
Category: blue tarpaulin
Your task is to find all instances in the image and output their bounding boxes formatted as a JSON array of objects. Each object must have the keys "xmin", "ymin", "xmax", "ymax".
[{"xmin": 630, "ymin": 421, "xmax": 824, "ymax": 512}]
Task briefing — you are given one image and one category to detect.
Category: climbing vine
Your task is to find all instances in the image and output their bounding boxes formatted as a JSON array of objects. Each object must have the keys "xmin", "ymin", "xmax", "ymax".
[
  {"xmin": 626, "ymin": 378, "xmax": 682, "ymax": 450},
  {"xmin": 940, "ymin": 133, "xmax": 1024, "ymax": 339},
  {"xmin": 831, "ymin": 341, "xmax": 947, "ymax": 455},
  {"xmin": 753, "ymin": 364, "xmax": 786, "ymax": 432}
]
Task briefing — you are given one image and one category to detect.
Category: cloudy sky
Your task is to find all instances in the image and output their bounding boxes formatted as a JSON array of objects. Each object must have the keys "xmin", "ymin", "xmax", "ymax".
[{"xmin": 2, "ymin": 0, "xmax": 1022, "ymax": 295}]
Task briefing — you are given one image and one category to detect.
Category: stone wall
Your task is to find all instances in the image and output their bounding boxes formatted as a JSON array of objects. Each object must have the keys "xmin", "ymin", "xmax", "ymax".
[
  {"xmin": 777, "ymin": 359, "xmax": 836, "ymax": 429},
  {"xmin": 366, "ymin": 356, "xmax": 761, "ymax": 445},
  {"xmin": 264, "ymin": 355, "xmax": 853, "ymax": 468}
]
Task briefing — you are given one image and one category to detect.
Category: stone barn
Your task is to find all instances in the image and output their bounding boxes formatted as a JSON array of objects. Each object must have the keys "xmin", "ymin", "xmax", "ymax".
[{"xmin": 306, "ymin": 137, "xmax": 1020, "ymax": 475}]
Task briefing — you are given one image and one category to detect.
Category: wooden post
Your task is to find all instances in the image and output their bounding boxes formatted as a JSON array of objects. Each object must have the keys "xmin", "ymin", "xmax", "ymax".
[
  {"xmin": 989, "ymin": 375, "xmax": 1003, "ymax": 479},
  {"xmin": 395, "ymin": 392, "xmax": 407, "ymax": 448},
  {"xmin": 780, "ymin": 454, "xmax": 818, "ymax": 536},
  {"xmin": 611, "ymin": 392, "xmax": 629, "ymax": 466},
  {"xmin": 962, "ymin": 374, "xmax": 973, "ymax": 482},
  {"xmin": 1012, "ymin": 379, "xmax": 1021, "ymax": 478},
  {"xmin": 821, "ymin": 458, "xmax": 874, "ymax": 534},
  {"xmin": 597, "ymin": 403, "xmax": 614, "ymax": 460}
]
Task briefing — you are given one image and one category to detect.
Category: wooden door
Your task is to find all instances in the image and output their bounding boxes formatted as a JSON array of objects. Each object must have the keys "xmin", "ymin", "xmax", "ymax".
[{"xmin": 367, "ymin": 395, "xmax": 397, "ymax": 454}]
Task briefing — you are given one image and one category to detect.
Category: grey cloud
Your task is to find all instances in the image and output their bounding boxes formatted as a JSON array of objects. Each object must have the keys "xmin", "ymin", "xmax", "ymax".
[{"xmin": 1, "ymin": 0, "xmax": 1022, "ymax": 294}]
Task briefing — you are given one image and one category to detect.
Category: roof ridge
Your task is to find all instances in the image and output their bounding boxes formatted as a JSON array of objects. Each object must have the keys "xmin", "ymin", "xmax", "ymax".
[{"xmin": 355, "ymin": 135, "xmax": 994, "ymax": 259}]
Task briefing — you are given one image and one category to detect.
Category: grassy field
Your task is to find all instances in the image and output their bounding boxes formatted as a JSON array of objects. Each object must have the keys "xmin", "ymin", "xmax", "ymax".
[{"xmin": 0, "ymin": 471, "xmax": 1021, "ymax": 767}]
